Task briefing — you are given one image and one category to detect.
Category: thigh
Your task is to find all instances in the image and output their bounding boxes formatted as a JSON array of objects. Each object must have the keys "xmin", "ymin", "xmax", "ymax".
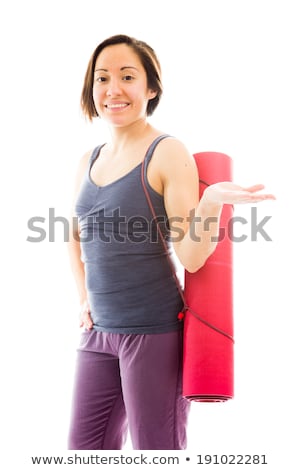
[
  {"xmin": 68, "ymin": 332, "xmax": 128, "ymax": 450},
  {"xmin": 119, "ymin": 330, "xmax": 190, "ymax": 450}
]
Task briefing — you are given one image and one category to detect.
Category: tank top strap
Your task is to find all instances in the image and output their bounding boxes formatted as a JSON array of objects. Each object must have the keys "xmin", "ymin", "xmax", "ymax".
[
  {"xmin": 143, "ymin": 134, "xmax": 172, "ymax": 182},
  {"xmin": 89, "ymin": 144, "xmax": 106, "ymax": 168}
]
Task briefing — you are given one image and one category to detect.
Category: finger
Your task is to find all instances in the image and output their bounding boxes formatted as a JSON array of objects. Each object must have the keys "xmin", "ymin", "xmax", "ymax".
[
  {"xmin": 236, "ymin": 193, "xmax": 276, "ymax": 204},
  {"xmin": 83, "ymin": 311, "xmax": 94, "ymax": 329},
  {"xmin": 83, "ymin": 319, "xmax": 93, "ymax": 330},
  {"xmin": 250, "ymin": 194, "xmax": 276, "ymax": 202},
  {"xmin": 80, "ymin": 319, "xmax": 93, "ymax": 330},
  {"xmin": 79, "ymin": 305, "xmax": 93, "ymax": 329},
  {"xmin": 243, "ymin": 184, "xmax": 265, "ymax": 193}
]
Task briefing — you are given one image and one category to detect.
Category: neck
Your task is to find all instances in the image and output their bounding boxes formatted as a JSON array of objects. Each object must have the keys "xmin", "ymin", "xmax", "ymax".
[{"xmin": 107, "ymin": 118, "xmax": 153, "ymax": 153}]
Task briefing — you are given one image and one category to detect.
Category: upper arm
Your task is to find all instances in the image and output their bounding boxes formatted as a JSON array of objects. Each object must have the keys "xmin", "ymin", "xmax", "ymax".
[
  {"xmin": 158, "ymin": 139, "xmax": 199, "ymax": 240},
  {"xmin": 70, "ymin": 149, "xmax": 93, "ymax": 217},
  {"xmin": 69, "ymin": 149, "xmax": 93, "ymax": 239}
]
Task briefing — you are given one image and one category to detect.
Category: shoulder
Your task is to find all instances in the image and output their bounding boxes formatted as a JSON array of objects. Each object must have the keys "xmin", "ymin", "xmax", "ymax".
[
  {"xmin": 70, "ymin": 148, "xmax": 96, "ymax": 206},
  {"xmin": 77, "ymin": 147, "xmax": 96, "ymax": 173},
  {"xmin": 155, "ymin": 136, "xmax": 197, "ymax": 167},
  {"xmin": 153, "ymin": 136, "xmax": 198, "ymax": 181},
  {"xmin": 74, "ymin": 146, "xmax": 100, "ymax": 184}
]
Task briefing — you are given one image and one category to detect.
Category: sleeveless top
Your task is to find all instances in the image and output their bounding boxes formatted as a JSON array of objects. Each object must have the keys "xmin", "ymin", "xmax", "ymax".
[{"xmin": 75, "ymin": 135, "xmax": 183, "ymax": 334}]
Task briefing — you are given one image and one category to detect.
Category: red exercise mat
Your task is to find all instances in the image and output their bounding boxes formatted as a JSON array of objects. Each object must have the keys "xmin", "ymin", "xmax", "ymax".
[{"xmin": 183, "ymin": 152, "xmax": 234, "ymax": 402}]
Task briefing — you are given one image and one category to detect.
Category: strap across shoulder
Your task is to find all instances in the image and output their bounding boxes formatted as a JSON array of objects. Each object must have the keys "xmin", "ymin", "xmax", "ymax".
[{"xmin": 143, "ymin": 134, "xmax": 172, "ymax": 180}]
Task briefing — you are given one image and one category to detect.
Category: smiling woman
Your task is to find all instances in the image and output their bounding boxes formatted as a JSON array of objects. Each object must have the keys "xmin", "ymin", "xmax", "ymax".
[
  {"xmin": 81, "ymin": 35, "xmax": 163, "ymax": 120},
  {"xmin": 92, "ymin": 44, "xmax": 157, "ymax": 127},
  {"xmin": 67, "ymin": 34, "xmax": 275, "ymax": 452}
]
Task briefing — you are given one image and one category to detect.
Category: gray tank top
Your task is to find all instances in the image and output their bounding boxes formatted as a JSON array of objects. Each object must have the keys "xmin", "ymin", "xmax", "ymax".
[{"xmin": 75, "ymin": 135, "xmax": 183, "ymax": 334}]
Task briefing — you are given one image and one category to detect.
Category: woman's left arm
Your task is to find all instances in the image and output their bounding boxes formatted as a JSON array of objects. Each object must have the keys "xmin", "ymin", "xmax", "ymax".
[{"xmin": 159, "ymin": 139, "xmax": 275, "ymax": 273}]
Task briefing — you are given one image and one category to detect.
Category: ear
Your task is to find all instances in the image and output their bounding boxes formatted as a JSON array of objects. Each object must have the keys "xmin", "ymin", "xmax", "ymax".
[{"xmin": 148, "ymin": 89, "xmax": 157, "ymax": 99}]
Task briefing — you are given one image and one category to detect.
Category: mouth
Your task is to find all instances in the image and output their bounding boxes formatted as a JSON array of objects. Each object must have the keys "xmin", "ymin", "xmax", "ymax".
[{"xmin": 105, "ymin": 103, "xmax": 129, "ymax": 110}]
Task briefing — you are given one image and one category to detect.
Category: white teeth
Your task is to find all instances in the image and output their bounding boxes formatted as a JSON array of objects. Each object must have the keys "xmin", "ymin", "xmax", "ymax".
[{"xmin": 106, "ymin": 103, "xmax": 128, "ymax": 109}]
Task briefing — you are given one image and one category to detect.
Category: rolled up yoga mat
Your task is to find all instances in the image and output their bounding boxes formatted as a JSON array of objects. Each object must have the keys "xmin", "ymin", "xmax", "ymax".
[{"xmin": 183, "ymin": 152, "xmax": 234, "ymax": 402}]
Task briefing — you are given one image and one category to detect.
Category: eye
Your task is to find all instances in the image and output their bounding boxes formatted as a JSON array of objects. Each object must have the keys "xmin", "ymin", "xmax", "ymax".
[
  {"xmin": 122, "ymin": 75, "xmax": 134, "ymax": 81},
  {"xmin": 95, "ymin": 76, "xmax": 107, "ymax": 83}
]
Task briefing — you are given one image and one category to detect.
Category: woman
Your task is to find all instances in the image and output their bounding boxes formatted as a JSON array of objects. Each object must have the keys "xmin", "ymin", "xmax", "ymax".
[{"xmin": 67, "ymin": 34, "xmax": 274, "ymax": 450}]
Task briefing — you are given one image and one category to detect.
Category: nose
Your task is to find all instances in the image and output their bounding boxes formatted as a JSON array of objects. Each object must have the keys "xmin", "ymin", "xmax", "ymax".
[{"xmin": 106, "ymin": 77, "xmax": 122, "ymax": 97}]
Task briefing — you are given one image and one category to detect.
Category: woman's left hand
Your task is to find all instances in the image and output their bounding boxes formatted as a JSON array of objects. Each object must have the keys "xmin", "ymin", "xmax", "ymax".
[{"xmin": 202, "ymin": 183, "xmax": 276, "ymax": 206}]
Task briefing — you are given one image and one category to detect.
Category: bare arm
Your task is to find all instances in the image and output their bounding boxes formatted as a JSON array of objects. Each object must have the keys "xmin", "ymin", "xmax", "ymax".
[
  {"xmin": 68, "ymin": 149, "xmax": 94, "ymax": 329},
  {"xmin": 157, "ymin": 139, "xmax": 275, "ymax": 273}
]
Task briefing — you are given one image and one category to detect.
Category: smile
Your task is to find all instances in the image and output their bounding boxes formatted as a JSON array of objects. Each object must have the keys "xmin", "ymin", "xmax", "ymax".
[{"xmin": 105, "ymin": 103, "xmax": 129, "ymax": 109}]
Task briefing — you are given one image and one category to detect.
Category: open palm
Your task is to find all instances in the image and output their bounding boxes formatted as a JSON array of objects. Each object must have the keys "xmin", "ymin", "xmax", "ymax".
[{"xmin": 203, "ymin": 182, "xmax": 276, "ymax": 205}]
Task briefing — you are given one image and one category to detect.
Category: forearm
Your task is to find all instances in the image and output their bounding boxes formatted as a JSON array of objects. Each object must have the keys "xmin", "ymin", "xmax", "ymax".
[{"xmin": 174, "ymin": 198, "xmax": 223, "ymax": 273}]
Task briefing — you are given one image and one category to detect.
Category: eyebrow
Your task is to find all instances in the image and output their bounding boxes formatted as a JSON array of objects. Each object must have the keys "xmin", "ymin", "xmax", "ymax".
[{"xmin": 94, "ymin": 66, "xmax": 139, "ymax": 73}]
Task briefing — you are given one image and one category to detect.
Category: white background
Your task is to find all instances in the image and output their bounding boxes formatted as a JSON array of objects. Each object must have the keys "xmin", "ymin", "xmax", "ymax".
[{"xmin": 0, "ymin": 0, "xmax": 299, "ymax": 468}]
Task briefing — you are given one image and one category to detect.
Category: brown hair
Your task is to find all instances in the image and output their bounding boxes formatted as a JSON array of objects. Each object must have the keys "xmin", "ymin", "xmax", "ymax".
[{"xmin": 81, "ymin": 34, "xmax": 163, "ymax": 120}]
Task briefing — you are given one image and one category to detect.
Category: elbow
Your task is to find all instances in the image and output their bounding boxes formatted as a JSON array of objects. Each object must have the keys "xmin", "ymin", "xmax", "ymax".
[
  {"xmin": 177, "ymin": 252, "xmax": 205, "ymax": 273},
  {"xmin": 185, "ymin": 260, "xmax": 205, "ymax": 274},
  {"xmin": 176, "ymin": 239, "xmax": 218, "ymax": 274},
  {"xmin": 184, "ymin": 249, "xmax": 215, "ymax": 273},
  {"xmin": 185, "ymin": 263, "xmax": 204, "ymax": 274},
  {"xmin": 185, "ymin": 266, "xmax": 200, "ymax": 274}
]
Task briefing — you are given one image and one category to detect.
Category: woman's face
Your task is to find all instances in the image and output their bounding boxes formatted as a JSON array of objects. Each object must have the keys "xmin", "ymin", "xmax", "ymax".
[{"xmin": 92, "ymin": 43, "xmax": 156, "ymax": 127}]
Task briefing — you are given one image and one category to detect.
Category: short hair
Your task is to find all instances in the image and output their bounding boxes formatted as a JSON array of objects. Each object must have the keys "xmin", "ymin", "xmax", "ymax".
[{"xmin": 81, "ymin": 34, "xmax": 163, "ymax": 121}]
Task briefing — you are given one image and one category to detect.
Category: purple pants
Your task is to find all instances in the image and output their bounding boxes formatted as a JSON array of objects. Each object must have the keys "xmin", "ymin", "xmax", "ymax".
[{"xmin": 68, "ymin": 329, "xmax": 190, "ymax": 450}]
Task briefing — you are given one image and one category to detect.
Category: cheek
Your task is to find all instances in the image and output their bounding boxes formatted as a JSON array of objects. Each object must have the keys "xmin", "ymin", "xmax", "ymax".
[
  {"xmin": 92, "ymin": 86, "xmax": 103, "ymax": 107},
  {"xmin": 92, "ymin": 87, "xmax": 97, "ymax": 102},
  {"xmin": 132, "ymin": 86, "xmax": 152, "ymax": 106}
]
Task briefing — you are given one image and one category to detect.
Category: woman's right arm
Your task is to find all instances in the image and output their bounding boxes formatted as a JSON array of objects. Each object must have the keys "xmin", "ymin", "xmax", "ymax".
[{"xmin": 68, "ymin": 150, "xmax": 94, "ymax": 330}]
